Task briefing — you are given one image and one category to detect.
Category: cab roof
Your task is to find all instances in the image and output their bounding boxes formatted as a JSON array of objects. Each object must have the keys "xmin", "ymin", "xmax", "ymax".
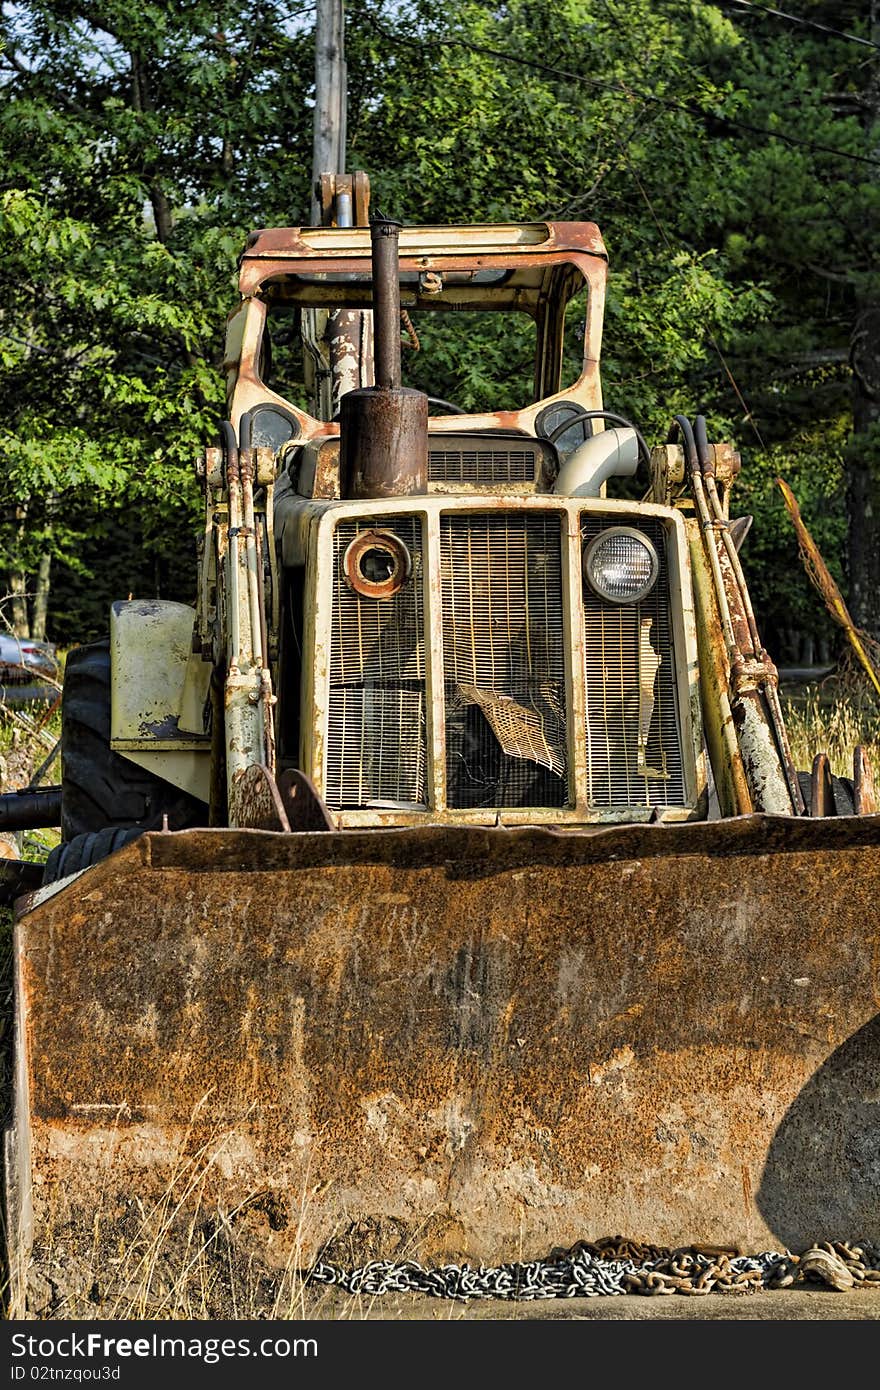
[{"xmin": 239, "ymin": 221, "xmax": 608, "ymax": 309}]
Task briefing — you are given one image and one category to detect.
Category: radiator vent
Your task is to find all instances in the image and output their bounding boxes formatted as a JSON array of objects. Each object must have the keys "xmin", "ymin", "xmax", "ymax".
[
  {"xmin": 581, "ymin": 516, "xmax": 685, "ymax": 807},
  {"xmin": 326, "ymin": 515, "xmax": 427, "ymax": 808},
  {"xmin": 428, "ymin": 434, "xmax": 554, "ymax": 486},
  {"xmin": 441, "ymin": 512, "xmax": 568, "ymax": 808}
]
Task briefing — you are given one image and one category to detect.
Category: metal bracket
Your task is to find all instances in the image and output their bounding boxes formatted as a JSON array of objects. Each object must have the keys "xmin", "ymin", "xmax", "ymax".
[
  {"xmin": 854, "ymin": 745, "xmax": 877, "ymax": 816},
  {"xmin": 278, "ymin": 769, "xmax": 335, "ymax": 831},
  {"xmin": 228, "ymin": 765, "xmax": 291, "ymax": 831},
  {"xmin": 318, "ymin": 171, "xmax": 371, "ymax": 228},
  {"xmin": 809, "ymin": 752, "xmax": 833, "ymax": 818}
]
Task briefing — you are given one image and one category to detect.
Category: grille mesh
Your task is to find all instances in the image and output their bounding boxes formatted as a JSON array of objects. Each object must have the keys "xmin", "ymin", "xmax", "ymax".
[
  {"xmin": 441, "ymin": 513, "xmax": 568, "ymax": 808},
  {"xmin": 325, "ymin": 687, "xmax": 426, "ymax": 807},
  {"xmin": 429, "ymin": 446, "xmax": 537, "ymax": 484},
  {"xmin": 581, "ymin": 516, "xmax": 685, "ymax": 807},
  {"xmin": 326, "ymin": 516, "xmax": 427, "ymax": 807}
]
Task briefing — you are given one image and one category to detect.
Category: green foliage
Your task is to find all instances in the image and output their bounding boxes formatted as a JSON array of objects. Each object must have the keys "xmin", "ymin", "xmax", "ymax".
[
  {"xmin": 0, "ymin": 2, "xmax": 313, "ymax": 637},
  {"xmin": 0, "ymin": 0, "xmax": 876, "ymax": 653},
  {"xmin": 738, "ymin": 415, "xmax": 849, "ymax": 656},
  {"xmin": 782, "ymin": 686, "xmax": 880, "ymax": 782},
  {"xmin": 402, "ymin": 311, "xmax": 537, "ymax": 413}
]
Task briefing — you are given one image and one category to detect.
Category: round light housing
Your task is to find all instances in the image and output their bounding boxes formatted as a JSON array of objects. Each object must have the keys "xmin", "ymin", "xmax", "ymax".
[
  {"xmin": 343, "ymin": 529, "xmax": 412, "ymax": 600},
  {"xmin": 583, "ymin": 527, "xmax": 659, "ymax": 604}
]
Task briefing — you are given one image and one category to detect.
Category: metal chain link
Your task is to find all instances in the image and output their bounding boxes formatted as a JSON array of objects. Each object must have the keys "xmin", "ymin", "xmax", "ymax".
[{"xmin": 306, "ymin": 1239, "xmax": 880, "ymax": 1302}]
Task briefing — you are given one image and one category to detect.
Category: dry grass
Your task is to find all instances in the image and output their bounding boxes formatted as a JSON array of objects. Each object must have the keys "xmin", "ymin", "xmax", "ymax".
[
  {"xmin": 12, "ymin": 1134, "xmax": 313, "ymax": 1320},
  {"xmin": 781, "ymin": 683, "xmax": 880, "ymax": 783},
  {"xmin": 14, "ymin": 1140, "xmax": 456, "ymax": 1321},
  {"xmin": 3, "ymin": 1078, "xmax": 452, "ymax": 1320},
  {"xmin": 0, "ymin": 682, "xmax": 63, "ymax": 863}
]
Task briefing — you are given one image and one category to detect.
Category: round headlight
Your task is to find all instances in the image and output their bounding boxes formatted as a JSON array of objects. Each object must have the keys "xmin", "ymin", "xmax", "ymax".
[
  {"xmin": 343, "ymin": 529, "xmax": 412, "ymax": 600},
  {"xmin": 583, "ymin": 527, "xmax": 659, "ymax": 604}
]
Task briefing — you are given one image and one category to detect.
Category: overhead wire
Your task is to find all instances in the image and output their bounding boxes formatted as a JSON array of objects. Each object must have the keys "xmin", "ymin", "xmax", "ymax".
[
  {"xmin": 365, "ymin": 15, "xmax": 880, "ymax": 168},
  {"xmin": 721, "ymin": 1, "xmax": 879, "ymax": 50},
  {"xmin": 365, "ymin": 7, "xmax": 874, "ymax": 439}
]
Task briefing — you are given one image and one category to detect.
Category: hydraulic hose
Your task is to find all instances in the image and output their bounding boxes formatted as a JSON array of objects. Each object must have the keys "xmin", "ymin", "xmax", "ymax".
[
  {"xmin": 694, "ymin": 415, "xmax": 761, "ymax": 654},
  {"xmin": 221, "ymin": 420, "xmax": 243, "ymax": 667},
  {"xmin": 679, "ymin": 412, "xmax": 803, "ymax": 815},
  {"xmin": 669, "ymin": 415, "xmax": 736, "ymax": 653}
]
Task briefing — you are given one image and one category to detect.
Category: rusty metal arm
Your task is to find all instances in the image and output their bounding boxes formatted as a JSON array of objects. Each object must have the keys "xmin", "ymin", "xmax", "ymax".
[
  {"xmin": 218, "ymin": 422, "xmax": 279, "ymax": 826},
  {"xmin": 678, "ymin": 416, "xmax": 802, "ymax": 816},
  {"xmin": 776, "ymin": 476, "xmax": 880, "ymax": 701}
]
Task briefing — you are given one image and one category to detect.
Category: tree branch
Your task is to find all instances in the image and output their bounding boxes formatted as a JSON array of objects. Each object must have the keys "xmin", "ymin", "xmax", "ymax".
[{"xmin": 805, "ymin": 263, "xmax": 858, "ymax": 286}]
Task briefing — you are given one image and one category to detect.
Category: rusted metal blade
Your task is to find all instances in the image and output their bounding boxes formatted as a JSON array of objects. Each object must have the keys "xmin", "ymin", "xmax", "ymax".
[
  {"xmin": 227, "ymin": 763, "xmax": 291, "ymax": 831},
  {"xmin": 8, "ymin": 813, "xmax": 880, "ymax": 1312}
]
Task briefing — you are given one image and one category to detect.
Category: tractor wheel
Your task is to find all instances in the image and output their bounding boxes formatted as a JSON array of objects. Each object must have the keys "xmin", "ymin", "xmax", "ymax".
[
  {"xmin": 60, "ymin": 639, "xmax": 207, "ymax": 841},
  {"xmin": 796, "ymin": 769, "xmax": 856, "ymax": 817},
  {"xmin": 42, "ymin": 825, "xmax": 146, "ymax": 885}
]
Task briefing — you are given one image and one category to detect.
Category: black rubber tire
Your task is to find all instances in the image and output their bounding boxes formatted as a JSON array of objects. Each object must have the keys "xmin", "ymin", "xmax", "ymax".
[
  {"xmin": 60, "ymin": 639, "xmax": 208, "ymax": 841},
  {"xmin": 42, "ymin": 826, "xmax": 146, "ymax": 885},
  {"xmin": 796, "ymin": 769, "xmax": 856, "ymax": 817}
]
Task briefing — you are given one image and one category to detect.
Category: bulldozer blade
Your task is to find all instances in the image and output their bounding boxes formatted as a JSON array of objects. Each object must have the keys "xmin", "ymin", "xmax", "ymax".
[{"xmin": 7, "ymin": 815, "xmax": 880, "ymax": 1303}]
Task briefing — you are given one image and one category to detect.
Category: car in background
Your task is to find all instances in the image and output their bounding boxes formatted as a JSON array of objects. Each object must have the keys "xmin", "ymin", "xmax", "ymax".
[{"xmin": 0, "ymin": 633, "xmax": 60, "ymax": 684}]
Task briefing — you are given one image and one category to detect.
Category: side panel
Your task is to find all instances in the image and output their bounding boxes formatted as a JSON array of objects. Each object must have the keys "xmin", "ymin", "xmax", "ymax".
[{"xmin": 110, "ymin": 600, "xmax": 211, "ymax": 805}]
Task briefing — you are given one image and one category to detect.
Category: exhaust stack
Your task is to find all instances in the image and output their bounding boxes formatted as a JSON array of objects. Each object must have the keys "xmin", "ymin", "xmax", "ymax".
[{"xmin": 339, "ymin": 215, "xmax": 428, "ymax": 499}]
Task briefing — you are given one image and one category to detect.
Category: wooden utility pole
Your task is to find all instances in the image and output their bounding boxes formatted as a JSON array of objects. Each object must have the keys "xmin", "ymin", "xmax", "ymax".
[
  {"xmin": 311, "ymin": 0, "xmax": 346, "ymax": 224},
  {"xmin": 305, "ymin": 0, "xmax": 373, "ymax": 418}
]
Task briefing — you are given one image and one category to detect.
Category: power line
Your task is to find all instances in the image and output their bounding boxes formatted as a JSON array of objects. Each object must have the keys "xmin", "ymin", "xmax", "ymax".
[
  {"xmin": 722, "ymin": 1, "xmax": 879, "ymax": 51},
  {"xmin": 376, "ymin": 10, "xmax": 767, "ymax": 442},
  {"xmin": 367, "ymin": 18, "xmax": 880, "ymax": 169}
]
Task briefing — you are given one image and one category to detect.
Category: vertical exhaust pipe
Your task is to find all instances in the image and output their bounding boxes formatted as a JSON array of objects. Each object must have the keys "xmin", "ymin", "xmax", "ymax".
[
  {"xmin": 370, "ymin": 215, "xmax": 403, "ymax": 390},
  {"xmin": 339, "ymin": 214, "xmax": 428, "ymax": 499}
]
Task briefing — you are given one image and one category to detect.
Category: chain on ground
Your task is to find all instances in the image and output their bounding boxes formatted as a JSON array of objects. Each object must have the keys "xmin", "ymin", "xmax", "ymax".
[{"xmin": 306, "ymin": 1238, "xmax": 880, "ymax": 1301}]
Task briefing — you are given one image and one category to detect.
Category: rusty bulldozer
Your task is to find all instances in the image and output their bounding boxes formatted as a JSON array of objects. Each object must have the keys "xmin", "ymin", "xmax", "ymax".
[{"xmin": 3, "ymin": 185, "xmax": 879, "ymax": 1313}]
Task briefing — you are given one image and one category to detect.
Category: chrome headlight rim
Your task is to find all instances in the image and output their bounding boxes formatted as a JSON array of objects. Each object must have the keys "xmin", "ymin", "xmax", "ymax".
[{"xmin": 582, "ymin": 526, "xmax": 660, "ymax": 605}]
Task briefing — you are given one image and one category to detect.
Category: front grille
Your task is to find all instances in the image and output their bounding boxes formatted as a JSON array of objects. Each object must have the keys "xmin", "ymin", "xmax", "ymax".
[
  {"xmin": 440, "ymin": 513, "xmax": 568, "ymax": 808},
  {"xmin": 427, "ymin": 433, "xmax": 555, "ymax": 486},
  {"xmin": 322, "ymin": 507, "xmax": 689, "ymax": 817},
  {"xmin": 325, "ymin": 687, "xmax": 427, "ymax": 807},
  {"xmin": 581, "ymin": 516, "xmax": 685, "ymax": 807},
  {"xmin": 325, "ymin": 516, "xmax": 427, "ymax": 807}
]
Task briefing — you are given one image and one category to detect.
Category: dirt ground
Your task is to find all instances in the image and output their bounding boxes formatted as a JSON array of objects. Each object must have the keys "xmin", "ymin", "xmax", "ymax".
[{"xmin": 310, "ymin": 1286, "xmax": 879, "ymax": 1320}]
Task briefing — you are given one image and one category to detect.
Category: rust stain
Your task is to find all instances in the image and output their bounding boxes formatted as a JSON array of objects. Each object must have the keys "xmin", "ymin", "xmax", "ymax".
[
  {"xmin": 741, "ymin": 1164, "xmax": 752, "ymax": 1215},
  {"xmin": 231, "ymin": 223, "xmax": 608, "ymax": 447},
  {"xmin": 228, "ymin": 765, "xmax": 290, "ymax": 831}
]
